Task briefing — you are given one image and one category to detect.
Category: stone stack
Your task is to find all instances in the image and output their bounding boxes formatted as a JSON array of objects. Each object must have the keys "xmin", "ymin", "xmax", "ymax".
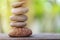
[{"xmin": 8, "ymin": 1, "xmax": 32, "ymax": 37}]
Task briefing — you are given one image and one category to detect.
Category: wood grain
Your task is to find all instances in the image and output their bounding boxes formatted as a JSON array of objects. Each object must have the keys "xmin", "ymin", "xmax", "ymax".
[{"xmin": 0, "ymin": 33, "xmax": 60, "ymax": 40}]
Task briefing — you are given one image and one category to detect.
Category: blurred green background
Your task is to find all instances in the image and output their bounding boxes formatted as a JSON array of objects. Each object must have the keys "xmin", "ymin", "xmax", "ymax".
[{"xmin": 0, "ymin": 0, "xmax": 60, "ymax": 34}]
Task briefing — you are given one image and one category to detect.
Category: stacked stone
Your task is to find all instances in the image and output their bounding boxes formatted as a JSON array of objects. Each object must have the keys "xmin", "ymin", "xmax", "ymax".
[{"xmin": 8, "ymin": 2, "xmax": 32, "ymax": 37}]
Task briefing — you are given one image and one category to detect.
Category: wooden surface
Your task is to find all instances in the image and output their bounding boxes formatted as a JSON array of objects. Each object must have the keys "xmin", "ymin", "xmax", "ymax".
[{"xmin": 0, "ymin": 33, "xmax": 60, "ymax": 40}]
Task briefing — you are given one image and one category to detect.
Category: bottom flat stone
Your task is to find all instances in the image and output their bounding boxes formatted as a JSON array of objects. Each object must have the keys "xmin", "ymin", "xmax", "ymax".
[{"xmin": 8, "ymin": 27, "xmax": 32, "ymax": 37}]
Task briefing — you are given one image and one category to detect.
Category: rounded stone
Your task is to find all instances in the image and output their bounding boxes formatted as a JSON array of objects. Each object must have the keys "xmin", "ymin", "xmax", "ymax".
[
  {"xmin": 12, "ymin": 2, "xmax": 24, "ymax": 8},
  {"xmin": 12, "ymin": 7, "xmax": 28, "ymax": 15},
  {"xmin": 10, "ymin": 22, "xmax": 26, "ymax": 28},
  {"xmin": 8, "ymin": 27, "xmax": 32, "ymax": 37},
  {"xmin": 10, "ymin": 15, "xmax": 28, "ymax": 22}
]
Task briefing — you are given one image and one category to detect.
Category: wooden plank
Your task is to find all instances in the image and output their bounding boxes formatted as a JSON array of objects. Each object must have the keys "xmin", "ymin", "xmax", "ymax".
[{"xmin": 0, "ymin": 33, "xmax": 60, "ymax": 40}]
